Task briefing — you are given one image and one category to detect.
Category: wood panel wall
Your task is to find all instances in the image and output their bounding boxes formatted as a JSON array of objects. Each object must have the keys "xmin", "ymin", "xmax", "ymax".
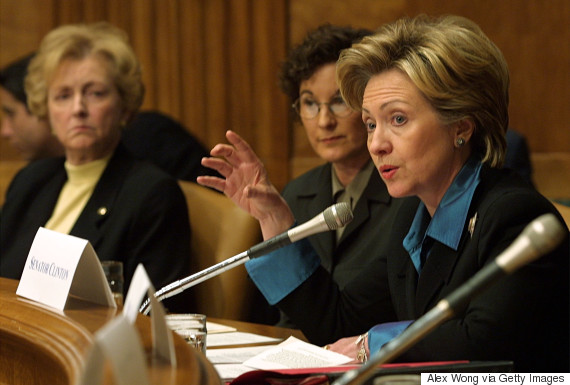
[
  {"xmin": 288, "ymin": 0, "xmax": 570, "ymax": 177},
  {"xmin": 0, "ymin": 0, "xmax": 290, "ymax": 204},
  {"xmin": 1, "ymin": 0, "xmax": 569, "ymax": 205}
]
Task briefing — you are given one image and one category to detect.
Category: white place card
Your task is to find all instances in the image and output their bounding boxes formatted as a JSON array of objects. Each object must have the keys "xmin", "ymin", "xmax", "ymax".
[
  {"xmin": 16, "ymin": 227, "xmax": 115, "ymax": 310},
  {"xmin": 123, "ymin": 264, "xmax": 176, "ymax": 366}
]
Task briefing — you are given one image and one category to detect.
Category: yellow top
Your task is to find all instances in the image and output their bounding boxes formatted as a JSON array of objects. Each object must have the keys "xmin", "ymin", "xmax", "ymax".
[{"xmin": 45, "ymin": 156, "xmax": 111, "ymax": 234}]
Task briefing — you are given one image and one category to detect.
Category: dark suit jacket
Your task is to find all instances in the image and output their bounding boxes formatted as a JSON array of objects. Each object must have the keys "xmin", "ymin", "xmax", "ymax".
[
  {"xmin": 0, "ymin": 144, "xmax": 195, "ymax": 312},
  {"xmin": 121, "ymin": 110, "xmax": 220, "ymax": 182},
  {"xmin": 505, "ymin": 129, "xmax": 533, "ymax": 184},
  {"xmin": 276, "ymin": 163, "xmax": 410, "ymax": 328},
  {"xmin": 283, "ymin": 162, "xmax": 408, "ymax": 288},
  {"xmin": 279, "ymin": 166, "xmax": 569, "ymax": 372}
]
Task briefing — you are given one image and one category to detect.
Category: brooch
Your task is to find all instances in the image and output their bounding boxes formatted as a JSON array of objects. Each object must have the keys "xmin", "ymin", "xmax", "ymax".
[{"xmin": 468, "ymin": 212, "xmax": 478, "ymax": 238}]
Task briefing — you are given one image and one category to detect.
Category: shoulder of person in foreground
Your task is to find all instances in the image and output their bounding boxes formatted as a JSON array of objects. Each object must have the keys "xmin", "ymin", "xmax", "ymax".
[{"xmin": 395, "ymin": 168, "xmax": 568, "ymax": 371}]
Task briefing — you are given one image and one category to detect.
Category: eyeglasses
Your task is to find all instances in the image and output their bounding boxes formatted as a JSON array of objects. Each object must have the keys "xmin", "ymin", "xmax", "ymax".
[{"xmin": 292, "ymin": 96, "xmax": 352, "ymax": 119}]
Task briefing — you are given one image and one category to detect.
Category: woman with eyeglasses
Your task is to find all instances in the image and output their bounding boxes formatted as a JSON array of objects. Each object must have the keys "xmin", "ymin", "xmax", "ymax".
[
  {"xmin": 273, "ymin": 25, "xmax": 411, "ymax": 329},
  {"xmin": 201, "ymin": 25, "xmax": 410, "ymax": 332}
]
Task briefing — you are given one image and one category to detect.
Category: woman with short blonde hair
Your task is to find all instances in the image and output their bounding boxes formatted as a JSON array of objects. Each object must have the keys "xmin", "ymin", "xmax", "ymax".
[
  {"xmin": 198, "ymin": 15, "xmax": 568, "ymax": 371},
  {"xmin": 1, "ymin": 22, "xmax": 194, "ymax": 313},
  {"xmin": 26, "ymin": 22, "xmax": 144, "ymax": 120},
  {"xmin": 338, "ymin": 15, "xmax": 509, "ymax": 167}
]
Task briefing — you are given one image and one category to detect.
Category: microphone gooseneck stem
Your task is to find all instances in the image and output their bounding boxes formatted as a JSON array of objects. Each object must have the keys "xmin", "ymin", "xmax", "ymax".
[
  {"xmin": 332, "ymin": 301, "xmax": 453, "ymax": 385},
  {"xmin": 246, "ymin": 232, "xmax": 291, "ymax": 259},
  {"xmin": 333, "ymin": 263, "xmax": 512, "ymax": 385},
  {"xmin": 332, "ymin": 213, "xmax": 565, "ymax": 385},
  {"xmin": 140, "ymin": 232, "xmax": 294, "ymax": 314},
  {"xmin": 139, "ymin": 202, "xmax": 354, "ymax": 314},
  {"xmin": 140, "ymin": 250, "xmax": 250, "ymax": 315}
]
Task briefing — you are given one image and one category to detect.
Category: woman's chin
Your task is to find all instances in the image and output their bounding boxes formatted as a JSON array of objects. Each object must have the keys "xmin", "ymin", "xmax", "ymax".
[{"xmin": 385, "ymin": 184, "xmax": 411, "ymax": 199}]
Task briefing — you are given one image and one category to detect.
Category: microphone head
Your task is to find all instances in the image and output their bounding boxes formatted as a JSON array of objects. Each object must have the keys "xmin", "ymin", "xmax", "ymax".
[
  {"xmin": 323, "ymin": 202, "xmax": 354, "ymax": 230},
  {"xmin": 499, "ymin": 213, "xmax": 567, "ymax": 273},
  {"xmin": 524, "ymin": 213, "xmax": 567, "ymax": 255}
]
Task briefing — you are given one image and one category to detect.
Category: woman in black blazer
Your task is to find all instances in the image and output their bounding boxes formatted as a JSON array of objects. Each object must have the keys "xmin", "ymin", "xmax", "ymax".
[
  {"xmin": 198, "ymin": 15, "xmax": 568, "ymax": 371},
  {"xmin": 0, "ymin": 22, "xmax": 193, "ymax": 312},
  {"xmin": 266, "ymin": 24, "xmax": 411, "ymax": 328}
]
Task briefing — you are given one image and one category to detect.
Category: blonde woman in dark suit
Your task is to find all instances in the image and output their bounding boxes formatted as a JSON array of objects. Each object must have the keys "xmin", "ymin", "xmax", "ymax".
[
  {"xmin": 199, "ymin": 15, "xmax": 568, "ymax": 371},
  {"xmin": 0, "ymin": 22, "xmax": 194, "ymax": 312}
]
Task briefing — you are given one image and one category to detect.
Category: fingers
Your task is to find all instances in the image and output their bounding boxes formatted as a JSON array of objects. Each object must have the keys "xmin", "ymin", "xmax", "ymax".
[
  {"xmin": 205, "ymin": 131, "xmax": 263, "ymax": 169},
  {"xmin": 207, "ymin": 142, "xmax": 245, "ymax": 170},
  {"xmin": 225, "ymin": 130, "xmax": 247, "ymax": 148},
  {"xmin": 196, "ymin": 175, "xmax": 226, "ymax": 193},
  {"xmin": 224, "ymin": 130, "xmax": 262, "ymax": 164},
  {"xmin": 325, "ymin": 336, "xmax": 361, "ymax": 363},
  {"xmin": 201, "ymin": 156, "xmax": 234, "ymax": 178},
  {"xmin": 208, "ymin": 143, "xmax": 236, "ymax": 160}
]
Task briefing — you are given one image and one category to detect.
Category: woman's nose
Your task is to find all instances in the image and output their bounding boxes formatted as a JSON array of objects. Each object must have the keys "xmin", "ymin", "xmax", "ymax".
[
  {"xmin": 317, "ymin": 104, "xmax": 335, "ymax": 128},
  {"xmin": 368, "ymin": 126, "xmax": 391, "ymax": 155},
  {"xmin": 1, "ymin": 119, "xmax": 14, "ymax": 138},
  {"xmin": 72, "ymin": 94, "xmax": 87, "ymax": 116}
]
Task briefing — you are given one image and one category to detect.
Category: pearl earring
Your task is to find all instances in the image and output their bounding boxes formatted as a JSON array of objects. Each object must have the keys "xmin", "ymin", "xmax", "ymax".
[{"xmin": 456, "ymin": 137, "xmax": 465, "ymax": 147}]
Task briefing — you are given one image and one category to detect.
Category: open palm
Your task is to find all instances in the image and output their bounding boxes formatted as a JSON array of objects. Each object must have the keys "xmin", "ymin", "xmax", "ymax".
[{"xmin": 197, "ymin": 130, "xmax": 294, "ymax": 237}]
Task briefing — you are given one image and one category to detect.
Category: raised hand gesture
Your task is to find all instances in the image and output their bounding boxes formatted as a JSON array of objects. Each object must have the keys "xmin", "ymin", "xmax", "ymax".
[{"xmin": 197, "ymin": 130, "xmax": 295, "ymax": 238}]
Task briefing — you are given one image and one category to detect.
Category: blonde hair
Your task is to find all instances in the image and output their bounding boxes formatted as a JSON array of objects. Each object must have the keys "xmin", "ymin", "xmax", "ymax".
[
  {"xmin": 337, "ymin": 15, "xmax": 509, "ymax": 167},
  {"xmin": 25, "ymin": 22, "xmax": 144, "ymax": 119}
]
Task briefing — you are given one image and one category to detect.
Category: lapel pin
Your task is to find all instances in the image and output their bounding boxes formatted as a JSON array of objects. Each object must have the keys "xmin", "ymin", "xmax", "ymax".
[
  {"xmin": 468, "ymin": 212, "xmax": 478, "ymax": 238},
  {"xmin": 97, "ymin": 207, "xmax": 108, "ymax": 216}
]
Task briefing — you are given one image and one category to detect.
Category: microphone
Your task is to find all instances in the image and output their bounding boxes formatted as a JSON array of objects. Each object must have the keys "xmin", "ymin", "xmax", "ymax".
[
  {"xmin": 247, "ymin": 201, "xmax": 354, "ymax": 259},
  {"xmin": 332, "ymin": 213, "xmax": 566, "ymax": 385},
  {"xmin": 139, "ymin": 202, "xmax": 353, "ymax": 314}
]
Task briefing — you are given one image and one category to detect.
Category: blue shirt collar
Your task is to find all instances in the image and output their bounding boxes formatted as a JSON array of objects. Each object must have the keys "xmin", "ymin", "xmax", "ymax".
[{"xmin": 403, "ymin": 158, "xmax": 482, "ymax": 272}]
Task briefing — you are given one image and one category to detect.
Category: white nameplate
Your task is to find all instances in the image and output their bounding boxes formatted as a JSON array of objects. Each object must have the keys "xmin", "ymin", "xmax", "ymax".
[
  {"xmin": 16, "ymin": 227, "xmax": 115, "ymax": 310},
  {"xmin": 123, "ymin": 264, "xmax": 176, "ymax": 366}
]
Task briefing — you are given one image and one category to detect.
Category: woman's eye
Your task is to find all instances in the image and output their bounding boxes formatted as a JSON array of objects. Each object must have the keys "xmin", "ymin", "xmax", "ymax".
[
  {"xmin": 393, "ymin": 115, "xmax": 407, "ymax": 125},
  {"xmin": 87, "ymin": 89, "xmax": 107, "ymax": 98},
  {"xmin": 53, "ymin": 92, "xmax": 70, "ymax": 101},
  {"xmin": 302, "ymin": 99, "xmax": 316, "ymax": 107},
  {"xmin": 330, "ymin": 97, "xmax": 346, "ymax": 106},
  {"xmin": 366, "ymin": 122, "xmax": 376, "ymax": 131}
]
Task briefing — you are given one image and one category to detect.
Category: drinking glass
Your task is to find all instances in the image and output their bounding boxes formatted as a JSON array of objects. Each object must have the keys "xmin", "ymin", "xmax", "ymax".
[
  {"xmin": 166, "ymin": 313, "xmax": 207, "ymax": 354},
  {"xmin": 101, "ymin": 260, "xmax": 124, "ymax": 306}
]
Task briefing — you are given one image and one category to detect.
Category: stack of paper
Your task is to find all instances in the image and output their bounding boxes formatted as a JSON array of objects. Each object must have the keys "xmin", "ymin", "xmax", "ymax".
[{"xmin": 207, "ymin": 336, "xmax": 352, "ymax": 381}]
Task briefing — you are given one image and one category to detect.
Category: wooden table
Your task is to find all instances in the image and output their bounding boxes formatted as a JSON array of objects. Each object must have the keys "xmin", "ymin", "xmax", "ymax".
[
  {"xmin": 209, "ymin": 317, "xmax": 307, "ymax": 346},
  {"xmin": 0, "ymin": 278, "xmax": 221, "ymax": 385},
  {"xmin": 205, "ymin": 318, "xmax": 513, "ymax": 385}
]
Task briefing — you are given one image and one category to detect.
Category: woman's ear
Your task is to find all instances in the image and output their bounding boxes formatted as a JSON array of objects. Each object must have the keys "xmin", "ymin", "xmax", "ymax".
[
  {"xmin": 454, "ymin": 118, "xmax": 475, "ymax": 143},
  {"xmin": 120, "ymin": 110, "xmax": 133, "ymax": 127}
]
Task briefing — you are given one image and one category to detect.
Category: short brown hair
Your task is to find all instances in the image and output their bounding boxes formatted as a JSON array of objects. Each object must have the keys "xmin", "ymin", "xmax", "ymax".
[{"xmin": 279, "ymin": 24, "xmax": 372, "ymax": 104}]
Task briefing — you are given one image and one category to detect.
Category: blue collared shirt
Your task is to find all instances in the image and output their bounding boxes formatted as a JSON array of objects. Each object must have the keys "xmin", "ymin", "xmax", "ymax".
[
  {"xmin": 245, "ymin": 158, "xmax": 483, "ymax": 353},
  {"xmin": 404, "ymin": 158, "xmax": 482, "ymax": 273},
  {"xmin": 368, "ymin": 158, "xmax": 482, "ymax": 354}
]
